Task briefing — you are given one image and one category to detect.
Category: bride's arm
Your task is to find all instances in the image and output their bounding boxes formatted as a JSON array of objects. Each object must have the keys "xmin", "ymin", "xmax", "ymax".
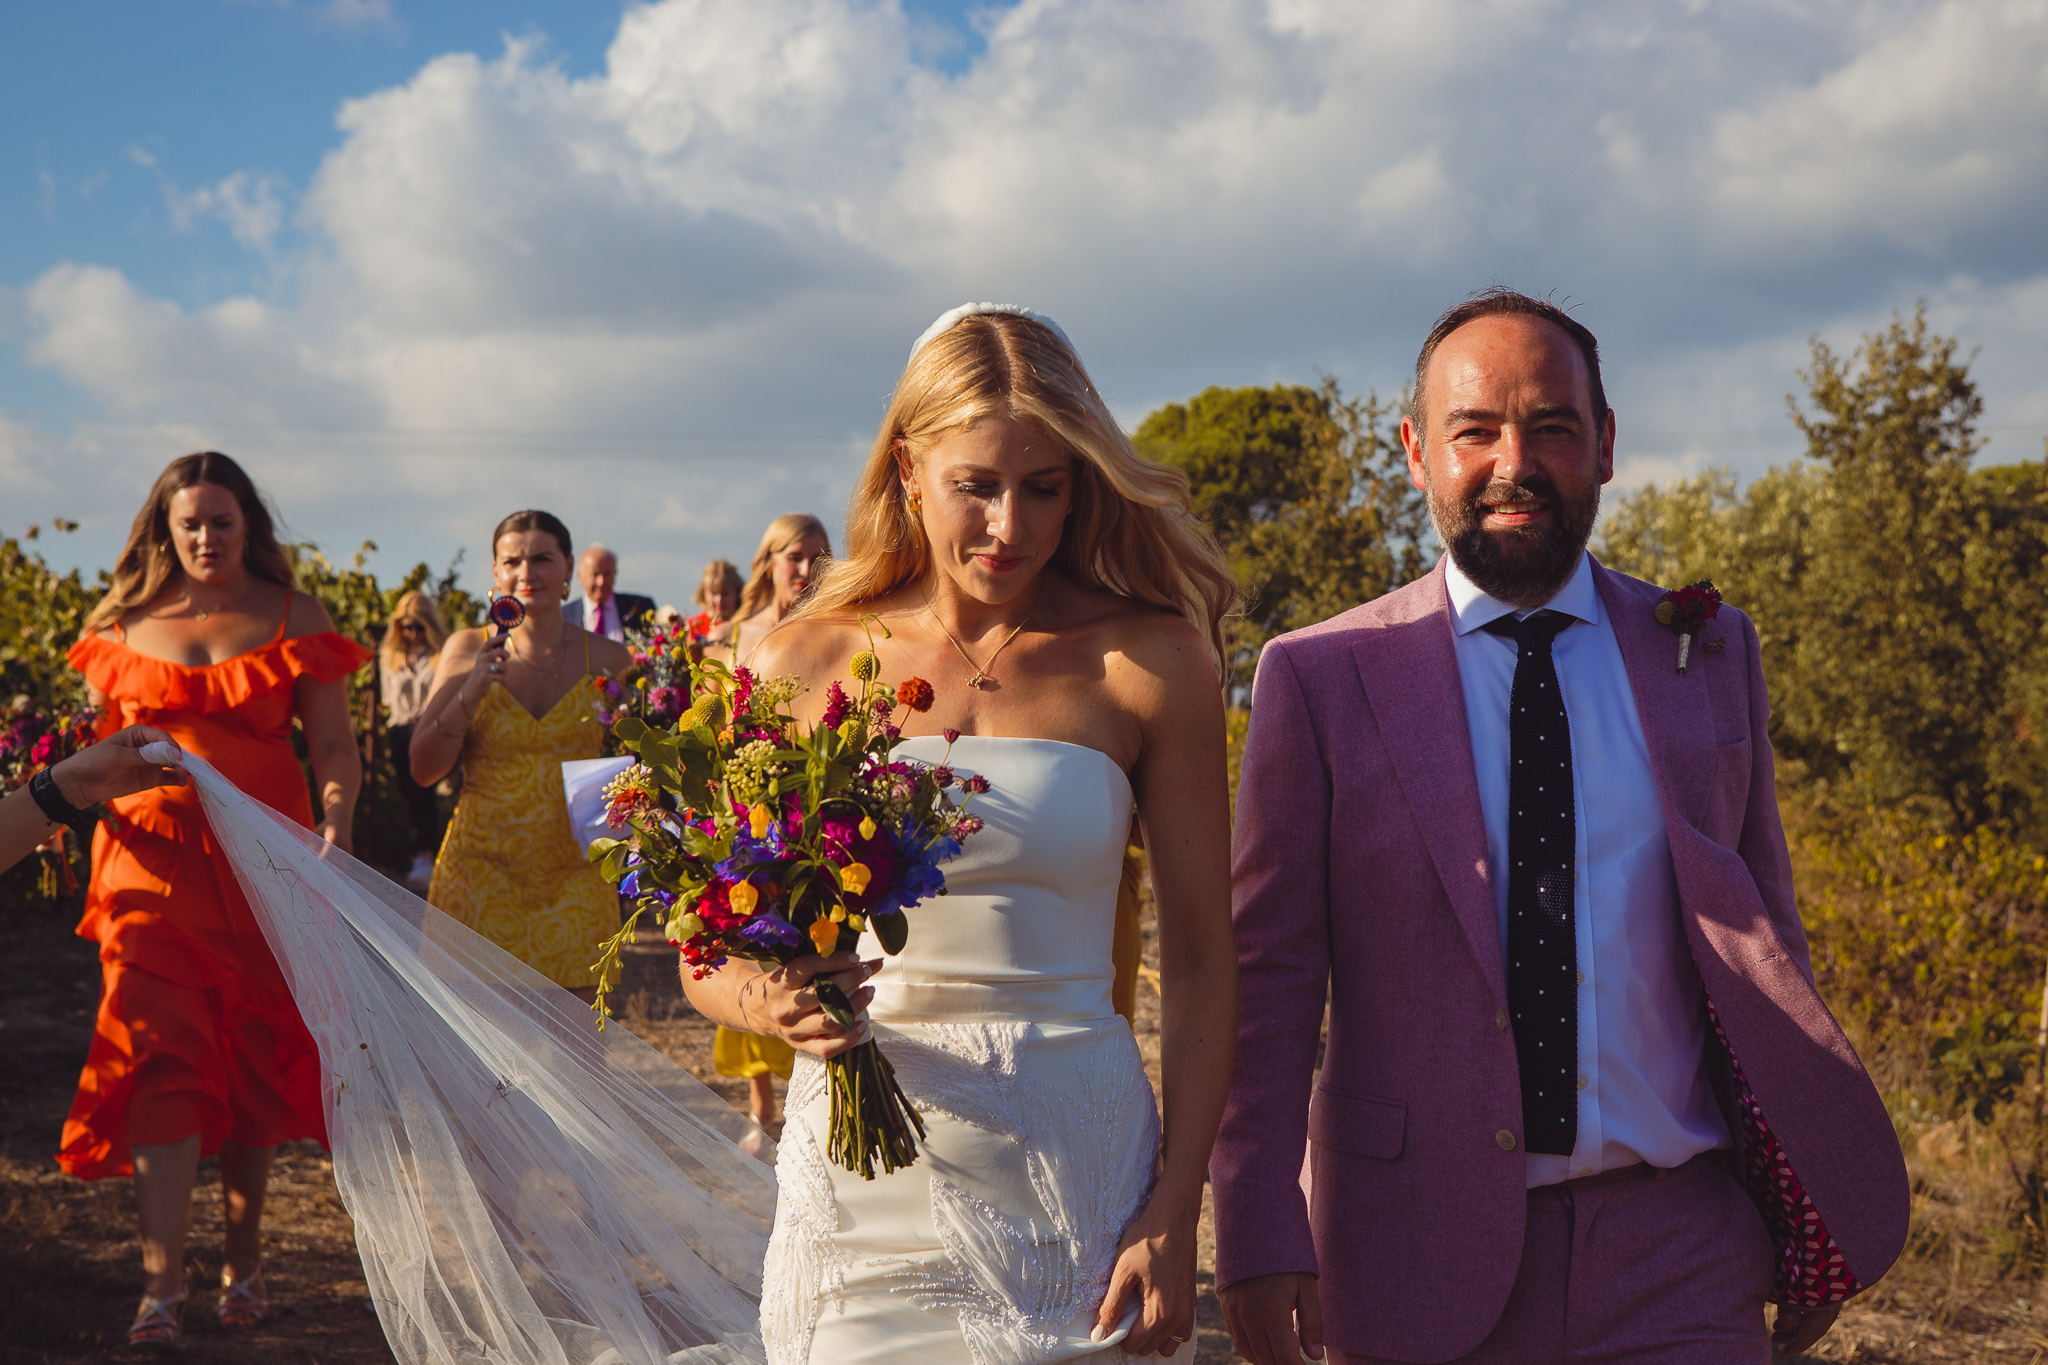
[
  {"xmin": 680, "ymin": 954, "xmax": 878, "ymax": 1059},
  {"xmin": 1096, "ymin": 614, "xmax": 1238, "ymax": 1358}
]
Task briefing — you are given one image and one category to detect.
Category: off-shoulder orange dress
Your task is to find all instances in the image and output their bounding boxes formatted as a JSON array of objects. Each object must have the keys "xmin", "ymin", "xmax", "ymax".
[{"xmin": 58, "ymin": 613, "xmax": 371, "ymax": 1180}]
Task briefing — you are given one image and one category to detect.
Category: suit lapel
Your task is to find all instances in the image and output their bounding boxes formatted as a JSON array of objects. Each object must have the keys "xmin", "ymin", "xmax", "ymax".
[
  {"xmin": 1350, "ymin": 565, "xmax": 1507, "ymax": 1011},
  {"xmin": 1597, "ymin": 561, "xmax": 1716, "ymax": 834}
]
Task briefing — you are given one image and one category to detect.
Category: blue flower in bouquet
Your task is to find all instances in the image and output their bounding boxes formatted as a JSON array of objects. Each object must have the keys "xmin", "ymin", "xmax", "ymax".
[
  {"xmin": 739, "ymin": 912, "xmax": 805, "ymax": 950},
  {"xmin": 870, "ymin": 819, "xmax": 959, "ymax": 918},
  {"xmin": 620, "ymin": 868, "xmax": 642, "ymax": 897},
  {"xmin": 716, "ymin": 819, "xmax": 792, "ymax": 881}
]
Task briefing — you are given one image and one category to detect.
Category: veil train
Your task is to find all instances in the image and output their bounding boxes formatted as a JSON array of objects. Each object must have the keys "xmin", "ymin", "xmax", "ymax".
[{"xmin": 143, "ymin": 746, "xmax": 777, "ymax": 1365}]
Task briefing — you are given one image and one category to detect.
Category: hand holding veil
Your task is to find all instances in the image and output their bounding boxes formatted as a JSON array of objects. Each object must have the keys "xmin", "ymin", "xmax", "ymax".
[{"xmin": 144, "ymin": 745, "xmax": 776, "ymax": 1365}]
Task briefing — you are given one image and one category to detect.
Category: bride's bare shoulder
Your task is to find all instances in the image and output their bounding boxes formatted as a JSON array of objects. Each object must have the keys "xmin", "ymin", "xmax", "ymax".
[{"xmin": 745, "ymin": 613, "xmax": 871, "ymax": 682}]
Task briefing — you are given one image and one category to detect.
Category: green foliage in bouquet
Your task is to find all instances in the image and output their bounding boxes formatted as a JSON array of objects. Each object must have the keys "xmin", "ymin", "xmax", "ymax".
[{"xmin": 585, "ymin": 625, "xmax": 988, "ymax": 1178}]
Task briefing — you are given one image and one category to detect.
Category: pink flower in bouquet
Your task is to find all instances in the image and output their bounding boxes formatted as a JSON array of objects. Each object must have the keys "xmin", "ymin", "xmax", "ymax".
[
  {"xmin": 648, "ymin": 686, "xmax": 685, "ymax": 722},
  {"xmin": 730, "ymin": 666, "xmax": 755, "ymax": 713},
  {"xmin": 942, "ymin": 728, "xmax": 961, "ymax": 744},
  {"xmin": 820, "ymin": 815, "xmax": 899, "ymax": 914},
  {"xmin": 822, "ymin": 681, "xmax": 852, "ymax": 728},
  {"xmin": 30, "ymin": 734, "xmax": 54, "ymax": 766},
  {"xmin": 962, "ymin": 774, "xmax": 991, "ymax": 795}
]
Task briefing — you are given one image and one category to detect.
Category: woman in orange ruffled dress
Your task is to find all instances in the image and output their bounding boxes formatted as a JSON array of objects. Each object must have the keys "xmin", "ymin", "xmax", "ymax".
[{"xmin": 63, "ymin": 452, "xmax": 369, "ymax": 1348}]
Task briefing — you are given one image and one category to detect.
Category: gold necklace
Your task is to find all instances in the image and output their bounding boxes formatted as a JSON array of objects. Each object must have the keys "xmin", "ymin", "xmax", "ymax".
[
  {"xmin": 510, "ymin": 620, "xmax": 573, "ymax": 675},
  {"xmin": 925, "ymin": 590, "xmax": 1033, "ymax": 690}
]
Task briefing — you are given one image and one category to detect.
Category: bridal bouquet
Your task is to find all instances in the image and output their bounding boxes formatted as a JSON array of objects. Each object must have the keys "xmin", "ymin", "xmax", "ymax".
[{"xmin": 585, "ymin": 637, "xmax": 986, "ymax": 1178}]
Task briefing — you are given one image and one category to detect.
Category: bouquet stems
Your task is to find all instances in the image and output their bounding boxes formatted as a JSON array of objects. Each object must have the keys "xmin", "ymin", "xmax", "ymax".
[
  {"xmin": 825, "ymin": 1041, "xmax": 925, "ymax": 1179},
  {"xmin": 814, "ymin": 975, "xmax": 924, "ymax": 1178}
]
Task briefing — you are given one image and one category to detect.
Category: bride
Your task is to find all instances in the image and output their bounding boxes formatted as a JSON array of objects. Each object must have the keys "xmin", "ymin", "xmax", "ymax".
[{"xmin": 691, "ymin": 303, "xmax": 1240, "ymax": 1363}]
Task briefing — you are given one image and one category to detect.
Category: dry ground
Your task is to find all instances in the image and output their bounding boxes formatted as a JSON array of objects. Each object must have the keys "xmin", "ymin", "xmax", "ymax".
[{"xmin": 0, "ymin": 897, "xmax": 2032, "ymax": 1363}]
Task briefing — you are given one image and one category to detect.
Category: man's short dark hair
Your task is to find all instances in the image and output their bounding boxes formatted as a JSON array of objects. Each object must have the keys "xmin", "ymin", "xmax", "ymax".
[{"xmin": 1410, "ymin": 288, "xmax": 1607, "ymax": 445}]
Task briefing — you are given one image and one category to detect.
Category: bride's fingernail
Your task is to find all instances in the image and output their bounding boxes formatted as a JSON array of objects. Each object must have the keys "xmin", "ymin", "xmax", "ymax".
[{"xmin": 1089, "ymin": 1324, "xmax": 1105, "ymax": 1342}]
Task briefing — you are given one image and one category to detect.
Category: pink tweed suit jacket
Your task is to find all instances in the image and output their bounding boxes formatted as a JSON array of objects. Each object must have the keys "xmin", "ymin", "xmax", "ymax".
[{"xmin": 1210, "ymin": 559, "xmax": 1910, "ymax": 1363}]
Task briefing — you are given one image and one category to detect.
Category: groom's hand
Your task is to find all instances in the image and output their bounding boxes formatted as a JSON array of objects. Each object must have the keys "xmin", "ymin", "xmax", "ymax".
[{"xmin": 1221, "ymin": 1272, "xmax": 1323, "ymax": 1363}]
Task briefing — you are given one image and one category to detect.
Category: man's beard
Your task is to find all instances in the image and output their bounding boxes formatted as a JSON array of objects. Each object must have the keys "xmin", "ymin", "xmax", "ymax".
[{"xmin": 1429, "ymin": 472, "xmax": 1600, "ymax": 608}]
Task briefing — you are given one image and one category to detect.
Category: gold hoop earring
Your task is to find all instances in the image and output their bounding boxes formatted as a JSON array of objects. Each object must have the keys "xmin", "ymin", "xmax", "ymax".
[
  {"xmin": 560, "ymin": 583, "xmax": 571, "ymax": 601},
  {"xmin": 906, "ymin": 488, "xmax": 922, "ymax": 513}
]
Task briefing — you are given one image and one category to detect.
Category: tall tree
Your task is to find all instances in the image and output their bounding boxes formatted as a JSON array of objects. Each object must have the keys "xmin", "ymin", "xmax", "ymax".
[
  {"xmin": 1135, "ymin": 379, "xmax": 1430, "ymax": 691},
  {"xmin": 1603, "ymin": 306, "xmax": 2048, "ymax": 832}
]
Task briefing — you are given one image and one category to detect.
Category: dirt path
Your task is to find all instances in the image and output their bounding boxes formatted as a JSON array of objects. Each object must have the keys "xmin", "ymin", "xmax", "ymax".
[{"xmin": 0, "ymin": 899, "xmax": 2026, "ymax": 1363}]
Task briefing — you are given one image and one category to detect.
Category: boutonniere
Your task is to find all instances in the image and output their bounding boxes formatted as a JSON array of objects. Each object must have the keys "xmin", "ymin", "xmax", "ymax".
[{"xmin": 1654, "ymin": 580, "xmax": 1722, "ymax": 675}]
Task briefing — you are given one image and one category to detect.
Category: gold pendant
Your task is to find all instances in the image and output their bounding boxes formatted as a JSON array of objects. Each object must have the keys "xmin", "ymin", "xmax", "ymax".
[
  {"xmin": 968, "ymin": 674, "xmax": 988, "ymax": 689},
  {"xmin": 195, "ymin": 609, "xmax": 209, "ymax": 620}
]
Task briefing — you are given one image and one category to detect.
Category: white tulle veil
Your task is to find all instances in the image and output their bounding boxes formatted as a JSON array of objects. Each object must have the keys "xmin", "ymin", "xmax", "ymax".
[{"xmin": 144, "ymin": 746, "xmax": 775, "ymax": 1365}]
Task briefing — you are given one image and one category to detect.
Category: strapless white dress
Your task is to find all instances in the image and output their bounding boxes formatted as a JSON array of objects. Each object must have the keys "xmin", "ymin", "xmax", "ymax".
[{"xmin": 761, "ymin": 737, "xmax": 1186, "ymax": 1365}]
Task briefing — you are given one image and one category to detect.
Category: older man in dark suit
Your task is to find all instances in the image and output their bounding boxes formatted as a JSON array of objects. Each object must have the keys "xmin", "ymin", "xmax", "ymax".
[
  {"xmin": 565, "ymin": 543, "xmax": 654, "ymax": 642},
  {"xmin": 1212, "ymin": 289, "xmax": 1908, "ymax": 1365}
]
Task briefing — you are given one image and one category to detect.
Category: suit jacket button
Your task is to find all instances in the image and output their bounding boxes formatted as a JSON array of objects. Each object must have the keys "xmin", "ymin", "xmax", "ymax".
[
  {"xmin": 1494, "ymin": 1009, "xmax": 1508, "ymax": 1032},
  {"xmin": 1496, "ymin": 1129, "xmax": 1517, "ymax": 1152}
]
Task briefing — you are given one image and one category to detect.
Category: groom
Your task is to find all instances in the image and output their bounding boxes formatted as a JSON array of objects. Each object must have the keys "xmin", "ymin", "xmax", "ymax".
[{"xmin": 1211, "ymin": 289, "xmax": 1909, "ymax": 1364}]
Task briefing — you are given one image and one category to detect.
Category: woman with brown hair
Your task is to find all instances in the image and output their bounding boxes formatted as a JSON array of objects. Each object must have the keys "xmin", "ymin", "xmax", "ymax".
[
  {"xmin": 410, "ymin": 510, "xmax": 632, "ymax": 1003},
  {"xmin": 378, "ymin": 590, "xmax": 448, "ymax": 886},
  {"xmin": 716, "ymin": 512, "xmax": 831, "ymax": 664},
  {"xmin": 689, "ymin": 305, "xmax": 1240, "ymax": 1361},
  {"xmin": 62, "ymin": 451, "xmax": 370, "ymax": 1346}
]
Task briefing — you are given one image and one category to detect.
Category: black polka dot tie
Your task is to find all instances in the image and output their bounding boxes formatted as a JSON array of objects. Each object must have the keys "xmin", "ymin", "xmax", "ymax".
[{"xmin": 1482, "ymin": 610, "xmax": 1578, "ymax": 1157}]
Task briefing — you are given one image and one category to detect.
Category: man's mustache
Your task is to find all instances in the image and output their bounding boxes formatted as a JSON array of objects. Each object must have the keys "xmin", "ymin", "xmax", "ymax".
[{"xmin": 1470, "ymin": 477, "xmax": 1558, "ymax": 511}]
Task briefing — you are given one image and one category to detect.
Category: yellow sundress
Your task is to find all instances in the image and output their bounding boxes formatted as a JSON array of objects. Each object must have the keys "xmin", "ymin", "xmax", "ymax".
[
  {"xmin": 429, "ymin": 669, "xmax": 618, "ymax": 989},
  {"xmin": 713, "ymin": 1026, "xmax": 795, "ymax": 1080}
]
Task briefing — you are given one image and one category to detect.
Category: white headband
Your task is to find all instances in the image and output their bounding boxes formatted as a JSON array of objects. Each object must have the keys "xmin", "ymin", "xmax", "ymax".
[{"xmin": 908, "ymin": 302, "xmax": 1076, "ymax": 363}]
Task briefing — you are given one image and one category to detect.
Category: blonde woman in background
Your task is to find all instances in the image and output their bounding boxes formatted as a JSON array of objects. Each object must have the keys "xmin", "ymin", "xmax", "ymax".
[
  {"xmin": 379, "ymin": 591, "xmax": 448, "ymax": 887},
  {"xmin": 716, "ymin": 513, "xmax": 830, "ymax": 664},
  {"xmin": 686, "ymin": 558, "xmax": 743, "ymax": 660},
  {"xmin": 693, "ymin": 559, "xmax": 742, "ymax": 632}
]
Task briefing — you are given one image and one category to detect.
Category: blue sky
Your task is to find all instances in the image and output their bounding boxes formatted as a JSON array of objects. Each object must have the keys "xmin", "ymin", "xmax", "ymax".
[{"xmin": 3, "ymin": 0, "xmax": 2045, "ymax": 604}]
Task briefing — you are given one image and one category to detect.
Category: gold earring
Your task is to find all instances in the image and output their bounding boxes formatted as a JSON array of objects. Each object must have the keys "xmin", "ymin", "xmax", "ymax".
[
  {"xmin": 560, "ymin": 582, "xmax": 571, "ymax": 601},
  {"xmin": 907, "ymin": 487, "xmax": 922, "ymax": 513}
]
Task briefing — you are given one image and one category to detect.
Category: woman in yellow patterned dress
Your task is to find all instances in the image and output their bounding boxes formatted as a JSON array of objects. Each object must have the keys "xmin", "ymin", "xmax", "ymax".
[{"xmin": 409, "ymin": 510, "xmax": 632, "ymax": 1003}]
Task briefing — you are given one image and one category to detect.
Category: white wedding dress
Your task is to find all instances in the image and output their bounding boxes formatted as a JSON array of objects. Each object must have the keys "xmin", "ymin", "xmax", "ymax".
[
  {"xmin": 764, "ymin": 736, "xmax": 1182, "ymax": 1364},
  {"xmin": 152, "ymin": 736, "xmax": 1186, "ymax": 1365}
]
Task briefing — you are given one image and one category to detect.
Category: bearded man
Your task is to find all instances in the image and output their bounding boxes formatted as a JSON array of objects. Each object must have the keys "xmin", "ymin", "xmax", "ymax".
[{"xmin": 1210, "ymin": 289, "xmax": 1908, "ymax": 1364}]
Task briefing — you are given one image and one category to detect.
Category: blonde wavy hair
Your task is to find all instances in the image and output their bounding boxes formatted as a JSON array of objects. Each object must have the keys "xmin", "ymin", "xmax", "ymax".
[
  {"xmin": 738, "ymin": 513, "xmax": 833, "ymax": 621},
  {"xmin": 799, "ymin": 312, "xmax": 1237, "ymax": 672},
  {"xmin": 379, "ymin": 590, "xmax": 448, "ymax": 670}
]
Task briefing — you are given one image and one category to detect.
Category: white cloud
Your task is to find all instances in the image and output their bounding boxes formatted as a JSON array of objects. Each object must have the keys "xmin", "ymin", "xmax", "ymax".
[{"xmin": 10, "ymin": 0, "xmax": 2048, "ymax": 599}]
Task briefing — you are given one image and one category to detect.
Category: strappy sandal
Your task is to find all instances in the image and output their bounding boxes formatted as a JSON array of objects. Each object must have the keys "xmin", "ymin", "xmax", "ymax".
[
  {"xmin": 127, "ymin": 1293, "xmax": 185, "ymax": 1348},
  {"xmin": 218, "ymin": 1269, "xmax": 267, "ymax": 1329}
]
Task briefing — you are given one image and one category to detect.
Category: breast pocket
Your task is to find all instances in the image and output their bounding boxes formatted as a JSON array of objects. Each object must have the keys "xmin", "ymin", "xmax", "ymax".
[
  {"xmin": 1308, "ymin": 1087, "xmax": 1406, "ymax": 1160},
  {"xmin": 1710, "ymin": 737, "xmax": 1752, "ymax": 844}
]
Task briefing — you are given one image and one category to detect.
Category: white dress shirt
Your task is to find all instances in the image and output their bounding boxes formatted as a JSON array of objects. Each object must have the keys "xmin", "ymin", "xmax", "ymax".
[
  {"xmin": 583, "ymin": 594, "xmax": 624, "ymax": 643},
  {"xmin": 1444, "ymin": 552, "xmax": 1729, "ymax": 1187}
]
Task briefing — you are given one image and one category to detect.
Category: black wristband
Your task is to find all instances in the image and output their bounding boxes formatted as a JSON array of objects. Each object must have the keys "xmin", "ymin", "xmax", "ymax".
[{"xmin": 30, "ymin": 766, "xmax": 101, "ymax": 841}]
